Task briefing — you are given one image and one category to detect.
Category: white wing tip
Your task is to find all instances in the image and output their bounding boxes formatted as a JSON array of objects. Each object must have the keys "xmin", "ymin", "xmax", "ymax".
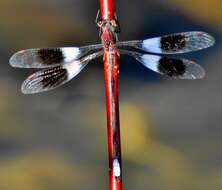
[
  {"xmin": 9, "ymin": 50, "xmax": 27, "ymax": 68},
  {"xmin": 21, "ymin": 78, "xmax": 35, "ymax": 94},
  {"xmin": 9, "ymin": 54, "xmax": 18, "ymax": 67},
  {"xmin": 193, "ymin": 31, "xmax": 215, "ymax": 46}
]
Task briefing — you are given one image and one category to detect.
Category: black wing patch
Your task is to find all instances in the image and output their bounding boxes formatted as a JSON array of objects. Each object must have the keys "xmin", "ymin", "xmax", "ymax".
[
  {"xmin": 160, "ymin": 34, "xmax": 186, "ymax": 52},
  {"xmin": 158, "ymin": 57, "xmax": 186, "ymax": 77},
  {"xmin": 37, "ymin": 49, "xmax": 64, "ymax": 65}
]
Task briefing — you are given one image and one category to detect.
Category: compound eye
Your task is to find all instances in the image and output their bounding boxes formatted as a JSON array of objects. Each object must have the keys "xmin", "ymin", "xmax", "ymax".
[
  {"xmin": 97, "ymin": 20, "xmax": 103, "ymax": 27},
  {"xmin": 110, "ymin": 20, "xmax": 118, "ymax": 27},
  {"xmin": 111, "ymin": 19, "xmax": 120, "ymax": 33}
]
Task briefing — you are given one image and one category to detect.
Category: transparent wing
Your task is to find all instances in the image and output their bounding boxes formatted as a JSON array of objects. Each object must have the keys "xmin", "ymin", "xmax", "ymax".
[
  {"xmin": 117, "ymin": 31, "xmax": 215, "ymax": 54},
  {"xmin": 21, "ymin": 51, "xmax": 102, "ymax": 94},
  {"xmin": 120, "ymin": 50, "xmax": 205, "ymax": 79},
  {"xmin": 10, "ymin": 44, "xmax": 103, "ymax": 68}
]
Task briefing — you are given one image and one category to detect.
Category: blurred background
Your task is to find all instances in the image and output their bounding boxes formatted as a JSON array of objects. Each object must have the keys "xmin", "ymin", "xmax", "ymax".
[{"xmin": 0, "ymin": 0, "xmax": 221, "ymax": 190}]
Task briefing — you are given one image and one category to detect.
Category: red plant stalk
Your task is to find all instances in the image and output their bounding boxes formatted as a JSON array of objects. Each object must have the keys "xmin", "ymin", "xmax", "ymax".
[
  {"xmin": 99, "ymin": 0, "xmax": 122, "ymax": 190},
  {"xmin": 99, "ymin": 0, "xmax": 114, "ymax": 19}
]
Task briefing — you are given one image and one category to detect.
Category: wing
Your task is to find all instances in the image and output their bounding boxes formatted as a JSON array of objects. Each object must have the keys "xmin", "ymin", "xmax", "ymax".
[
  {"xmin": 120, "ymin": 50, "xmax": 205, "ymax": 79},
  {"xmin": 117, "ymin": 31, "xmax": 215, "ymax": 54},
  {"xmin": 10, "ymin": 44, "xmax": 103, "ymax": 68},
  {"xmin": 21, "ymin": 51, "xmax": 102, "ymax": 94}
]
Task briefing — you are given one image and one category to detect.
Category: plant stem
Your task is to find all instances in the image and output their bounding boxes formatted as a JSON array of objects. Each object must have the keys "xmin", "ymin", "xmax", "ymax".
[
  {"xmin": 99, "ymin": 1, "xmax": 122, "ymax": 190},
  {"xmin": 99, "ymin": 0, "xmax": 114, "ymax": 20}
]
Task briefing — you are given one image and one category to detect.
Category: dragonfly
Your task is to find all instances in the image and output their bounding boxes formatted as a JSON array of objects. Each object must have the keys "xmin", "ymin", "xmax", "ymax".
[
  {"xmin": 9, "ymin": 8, "xmax": 215, "ymax": 190},
  {"xmin": 9, "ymin": 14, "xmax": 215, "ymax": 94}
]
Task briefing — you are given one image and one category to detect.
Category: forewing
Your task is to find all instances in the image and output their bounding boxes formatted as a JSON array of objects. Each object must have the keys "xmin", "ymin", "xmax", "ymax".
[
  {"xmin": 21, "ymin": 51, "xmax": 102, "ymax": 94},
  {"xmin": 10, "ymin": 44, "xmax": 103, "ymax": 68},
  {"xmin": 118, "ymin": 32, "xmax": 215, "ymax": 54},
  {"xmin": 135, "ymin": 54, "xmax": 205, "ymax": 79},
  {"xmin": 10, "ymin": 47, "xmax": 81, "ymax": 68}
]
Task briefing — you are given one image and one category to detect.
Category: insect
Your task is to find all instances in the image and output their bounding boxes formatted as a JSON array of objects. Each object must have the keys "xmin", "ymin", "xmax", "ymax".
[
  {"xmin": 9, "ymin": 5, "xmax": 215, "ymax": 190},
  {"xmin": 9, "ymin": 13, "xmax": 215, "ymax": 94}
]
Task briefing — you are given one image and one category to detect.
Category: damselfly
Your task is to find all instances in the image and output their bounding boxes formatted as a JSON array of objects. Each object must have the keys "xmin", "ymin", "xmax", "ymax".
[{"xmin": 9, "ymin": 16, "xmax": 214, "ymax": 94}]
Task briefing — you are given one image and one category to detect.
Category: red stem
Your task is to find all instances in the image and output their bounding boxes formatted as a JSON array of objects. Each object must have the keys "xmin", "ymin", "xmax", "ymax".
[
  {"xmin": 99, "ymin": 0, "xmax": 114, "ymax": 19},
  {"xmin": 99, "ymin": 1, "xmax": 122, "ymax": 190}
]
